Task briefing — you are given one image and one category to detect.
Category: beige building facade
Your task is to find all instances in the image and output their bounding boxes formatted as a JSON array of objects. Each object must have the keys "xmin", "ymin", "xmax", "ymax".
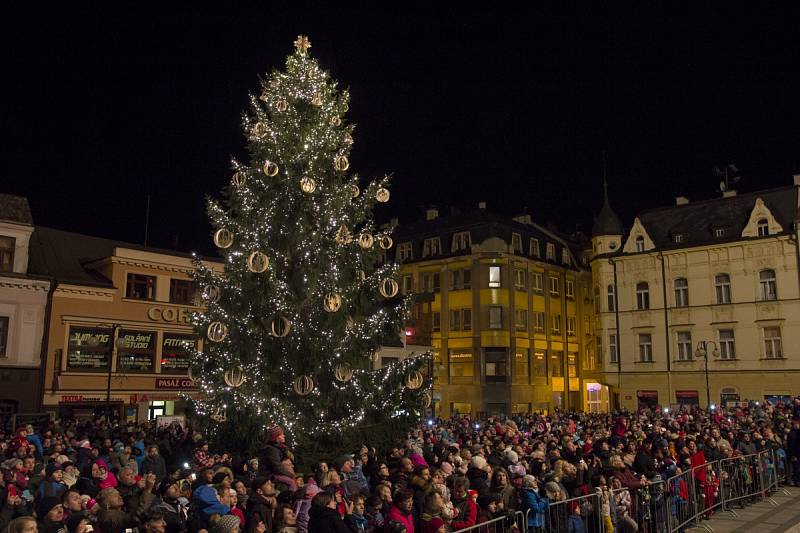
[{"xmin": 591, "ymin": 179, "xmax": 800, "ymax": 410}]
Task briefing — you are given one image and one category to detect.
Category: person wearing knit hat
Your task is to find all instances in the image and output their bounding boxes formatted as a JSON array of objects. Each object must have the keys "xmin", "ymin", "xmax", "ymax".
[
  {"xmin": 470, "ymin": 455, "xmax": 488, "ymax": 471},
  {"xmin": 258, "ymin": 424, "xmax": 298, "ymax": 492},
  {"xmin": 210, "ymin": 513, "xmax": 241, "ymax": 533}
]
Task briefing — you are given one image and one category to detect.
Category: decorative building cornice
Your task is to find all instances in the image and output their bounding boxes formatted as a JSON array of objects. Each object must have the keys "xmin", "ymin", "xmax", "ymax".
[{"xmin": 0, "ymin": 277, "xmax": 50, "ymax": 291}]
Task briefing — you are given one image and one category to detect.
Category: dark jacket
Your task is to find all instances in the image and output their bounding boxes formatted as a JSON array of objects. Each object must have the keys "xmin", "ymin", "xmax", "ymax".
[
  {"xmin": 258, "ymin": 442, "xmax": 294, "ymax": 478},
  {"xmin": 245, "ymin": 496, "xmax": 274, "ymax": 533},
  {"xmin": 158, "ymin": 497, "xmax": 189, "ymax": 533},
  {"xmin": 308, "ymin": 505, "xmax": 355, "ymax": 533},
  {"xmin": 141, "ymin": 455, "xmax": 168, "ymax": 483}
]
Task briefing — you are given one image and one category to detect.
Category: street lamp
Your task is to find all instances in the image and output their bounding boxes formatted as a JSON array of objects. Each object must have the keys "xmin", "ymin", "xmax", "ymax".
[{"xmin": 694, "ymin": 340, "xmax": 719, "ymax": 409}]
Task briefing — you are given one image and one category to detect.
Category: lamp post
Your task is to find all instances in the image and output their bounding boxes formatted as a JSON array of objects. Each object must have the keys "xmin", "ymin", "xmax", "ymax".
[
  {"xmin": 105, "ymin": 324, "xmax": 124, "ymax": 421},
  {"xmin": 694, "ymin": 340, "xmax": 718, "ymax": 409}
]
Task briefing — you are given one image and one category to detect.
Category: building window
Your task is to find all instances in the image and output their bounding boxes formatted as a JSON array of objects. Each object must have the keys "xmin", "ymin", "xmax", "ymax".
[
  {"xmin": 550, "ymin": 351, "xmax": 563, "ymax": 377},
  {"xmin": 422, "ymin": 272, "xmax": 441, "ymax": 292},
  {"xmin": 546, "ymin": 243, "xmax": 556, "ymax": 261},
  {"xmin": 422, "ymin": 237, "xmax": 442, "ymax": 257},
  {"xmin": 561, "ymin": 248, "xmax": 570, "ymax": 265},
  {"xmin": 609, "ymin": 333, "xmax": 618, "ymax": 363},
  {"xmin": 0, "ymin": 316, "xmax": 8, "ymax": 358},
  {"xmin": 515, "ymin": 309, "xmax": 528, "ymax": 332},
  {"xmin": 676, "ymin": 331, "xmax": 692, "ymax": 361},
  {"xmin": 594, "ymin": 286, "xmax": 600, "ymax": 313},
  {"xmin": 715, "ymin": 274, "xmax": 731, "ymax": 304},
  {"xmin": 126, "ymin": 273, "xmax": 156, "ymax": 300},
  {"xmin": 757, "ymin": 218, "xmax": 769, "ymax": 237},
  {"xmin": 485, "ymin": 349, "xmax": 508, "ymax": 383},
  {"xmin": 531, "ymin": 272, "xmax": 543, "ymax": 293},
  {"xmin": 607, "ymin": 284, "xmax": 616, "ymax": 311},
  {"xmin": 0, "ymin": 237, "xmax": 15, "ymax": 272},
  {"xmin": 67, "ymin": 327, "xmax": 112, "ymax": 371},
  {"xmin": 511, "ymin": 233, "xmax": 523, "ymax": 254},
  {"xmin": 763, "ymin": 327, "xmax": 783, "ymax": 359},
  {"xmin": 449, "ymin": 350, "xmax": 474, "ymax": 382},
  {"xmin": 565, "ymin": 280, "xmax": 574, "ymax": 299},
  {"xmin": 567, "ymin": 352, "xmax": 577, "ymax": 377},
  {"xmin": 117, "ymin": 330, "xmax": 156, "ymax": 373},
  {"xmin": 161, "ymin": 334, "xmax": 195, "ymax": 374},
  {"xmin": 169, "ymin": 279, "xmax": 194, "ymax": 305},
  {"xmin": 432, "ymin": 312, "xmax": 441, "ymax": 332},
  {"xmin": 674, "ymin": 278, "xmax": 689, "ymax": 307},
  {"xmin": 397, "ymin": 242, "xmax": 413, "ymax": 262},
  {"xmin": 636, "ymin": 282, "xmax": 650, "ymax": 310},
  {"xmin": 488, "ymin": 306, "xmax": 503, "ymax": 329},
  {"xmin": 551, "ymin": 314, "xmax": 562, "ymax": 335},
  {"xmin": 514, "ymin": 269, "xmax": 526, "ymax": 290},
  {"xmin": 567, "ymin": 317, "xmax": 576, "ymax": 337},
  {"xmin": 449, "ymin": 309, "xmax": 472, "ymax": 331},
  {"xmin": 488, "ymin": 266, "xmax": 501, "ymax": 288},
  {"xmin": 533, "ymin": 351, "xmax": 547, "ymax": 376},
  {"xmin": 549, "ymin": 276, "xmax": 560, "ymax": 296},
  {"xmin": 638, "ymin": 333, "xmax": 653, "ymax": 362},
  {"xmin": 718, "ymin": 329, "xmax": 735, "ymax": 360},
  {"xmin": 513, "ymin": 350, "xmax": 529, "ymax": 384},
  {"xmin": 451, "ymin": 232, "xmax": 471, "ymax": 252},
  {"xmin": 673, "ymin": 233, "xmax": 684, "ymax": 244},
  {"xmin": 533, "ymin": 311, "xmax": 545, "ymax": 333},
  {"xmin": 530, "ymin": 238, "xmax": 540, "ymax": 257},
  {"xmin": 149, "ymin": 400, "xmax": 166, "ymax": 420},
  {"xmin": 635, "ymin": 236, "xmax": 645, "ymax": 252},
  {"xmin": 714, "ymin": 227, "xmax": 727, "ymax": 239},
  {"xmin": 450, "ymin": 269, "xmax": 471, "ymax": 290},
  {"xmin": 595, "ymin": 336, "xmax": 603, "ymax": 366},
  {"xmin": 401, "ymin": 274, "xmax": 413, "ymax": 294},
  {"xmin": 759, "ymin": 269, "xmax": 777, "ymax": 300}
]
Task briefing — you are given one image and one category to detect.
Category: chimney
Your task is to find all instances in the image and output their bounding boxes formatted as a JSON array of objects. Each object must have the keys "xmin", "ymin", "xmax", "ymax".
[
  {"xmin": 793, "ymin": 174, "xmax": 800, "ymax": 186},
  {"xmin": 425, "ymin": 208, "xmax": 439, "ymax": 220},
  {"xmin": 675, "ymin": 196, "xmax": 689, "ymax": 206},
  {"xmin": 513, "ymin": 214, "xmax": 533, "ymax": 225},
  {"xmin": 723, "ymin": 190, "xmax": 737, "ymax": 198},
  {"xmin": 478, "ymin": 201, "xmax": 487, "ymax": 210}
]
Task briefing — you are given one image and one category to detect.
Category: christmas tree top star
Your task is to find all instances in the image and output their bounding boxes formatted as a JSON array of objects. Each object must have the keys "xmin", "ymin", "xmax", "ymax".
[{"xmin": 293, "ymin": 35, "xmax": 311, "ymax": 54}]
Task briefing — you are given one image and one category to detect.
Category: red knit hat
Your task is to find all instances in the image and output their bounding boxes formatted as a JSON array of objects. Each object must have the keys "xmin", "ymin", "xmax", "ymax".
[{"xmin": 266, "ymin": 424, "xmax": 284, "ymax": 441}]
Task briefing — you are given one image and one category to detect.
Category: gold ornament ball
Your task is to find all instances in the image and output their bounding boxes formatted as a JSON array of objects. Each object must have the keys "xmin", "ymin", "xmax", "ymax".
[
  {"xmin": 379, "ymin": 235, "xmax": 394, "ymax": 250},
  {"xmin": 207, "ymin": 321, "xmax": 228, "ymax": 343},
  {"xmin": 300, "ymin": 177, "xmax": 317, "ymax": 194},
  {"xmin": 293, "ymin": 375, "xmax": 314, "ymax": 395},
  {"xmin": 311, "ymin": 93, "xmax": 323, "ymax": 106},
  {"xmin": 379, "ymin": 278, "xmax": 399, "ymax": 299},
  {"xmin": 210, "ymin": 407, "xmax": 227, "ymax": 423},
  {"xmin": 213, "ymin": 228, "xmax": 234, "ymax": 249},
  {"xmin": 252, "ymin": 122, "xmax": 268, "ymax": 139},
  {"xmin": 202, "ymin": 284, "xmax": 221, "ymax": 303},
  {"xmin": 270, "ymin": 315, "xmax": 291, "ymax": 338},
  {"xmin": 405, "ymin": 370, "xmax": 424, "ymax": 390},
  {"xmin": 276, "ymin": 100, "xmax": 289, "ymax": 112},
  {"xmin": 334, "ymin": 155, "xmax": 350, "ymax": 172},
  {"xmin": 334, "ymin": 362, "xmax": 354, "ymax": 382},
  {"xmin": 330, "ymin": 116, "xmax": 342, "ymax": 127},
  {"xmin": 323, "ymin": 292, "xmax": 342, "ymax": 313},
  {"xmin": 247, "ymin": 251, "xmax": 270, "ymax": 273},
  {"xmin": 232, "ymin": 171, "xmax": 247, "ymax": 187},
  {"xmin": 224, "ymin": 366, "xmax": 246, "ymax": 388},
  {"xmin": 375, "ymin": 187, "xmax": 390, "ymax": 203},
  {"xmin": 263, "ymin": 160, "xmax": 279, "ymax": 177},
  {"xmin": 335, "ymin": 224, "xmax": 353, "ymax": 245},
  {"xmin": 259, "ymin": 91, "xmax": 270, "ymax": 102},
  {"xmin": 350, "ymin": 184, "xmax": 360, "ymax": 198},
  {"xmin": 358, "ymin": 232, "xmax": 374, "ymax": 249}
]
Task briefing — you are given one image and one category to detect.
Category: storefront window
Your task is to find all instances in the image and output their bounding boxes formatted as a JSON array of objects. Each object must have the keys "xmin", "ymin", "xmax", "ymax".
[
  {"xmin": 550, "ymin": 351, "xmax": 563, "ymax": 377},
  {"xmin": 451, "ymin": 402, "xmax": 472, "ymax": 415},
  {"xmin": 118, "ymin": 330, "xmax": 156, "ymax": 373},
  {"xmin": 513, "ymin": 350, "xmax": 529, "ymax": 384},
  {"xmin": 533, "ymin": 351, "xmax": 547, "ymax": 377},
  {"xmin": 449, "ymin": 350, "xmax": 474, "ymax": 383},
  {"xmin": 161, "ymin": 334, "xmax": 195, "ymax": 374},
  {"xmin": 67, "ymin": 327, "xmax": 112, "ymax": 371}
]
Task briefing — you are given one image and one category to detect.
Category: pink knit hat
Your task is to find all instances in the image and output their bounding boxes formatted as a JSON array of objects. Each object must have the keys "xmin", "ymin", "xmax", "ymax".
[{"xmin": 410, "ymin": 453, "xmax": 428, "ymax": 468}]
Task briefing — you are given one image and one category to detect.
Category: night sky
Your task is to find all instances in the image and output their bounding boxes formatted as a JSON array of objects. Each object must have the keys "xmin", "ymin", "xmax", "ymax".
[{"xmin": 3, "ymin": 6, "xmax": 799, "ymax": 255}]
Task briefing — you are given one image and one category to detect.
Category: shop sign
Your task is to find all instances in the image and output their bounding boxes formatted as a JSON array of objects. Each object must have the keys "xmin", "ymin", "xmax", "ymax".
[
  {"xmin": 155, "ymin": 378, "xmax": 196, "ymax": 389},
  {"xmin": 147, "ymin": 306, "xmax": 191, "ymax": 324},
  {"xmin": 60, "ymin": 395, "xmax": 126, "ymax": 403},
  {"xmin": 118, "ymin": 331, "xmax": 155, "ymax": 350}
]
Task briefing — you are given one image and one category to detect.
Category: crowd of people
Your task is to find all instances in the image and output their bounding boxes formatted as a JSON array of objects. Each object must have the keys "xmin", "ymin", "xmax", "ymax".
[{"xmin": 1, "ymin": 397, "xmax": 799, "ymax": 533}]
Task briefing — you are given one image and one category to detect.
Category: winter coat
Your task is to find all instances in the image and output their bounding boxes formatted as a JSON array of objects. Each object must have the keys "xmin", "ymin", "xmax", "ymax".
[
  {"xmin": 309, "ymin": 505, "xmax": 355, "ymax": 533},
  {"xmin": 519, "ymin": 488, "xmax": 549, "ymax": 528},
  {"xmin": 450, "ymin": 496, "xmax": 477, "ymax": 531},
  {"xmin": 567, "ymin": 514, "xmax": 585, "ymax": 533},
  {"xmin": 157, "ymin": 496, "xmax": 190, "ymax": 533},
  {"xmin": 141, "ymin": 455, "xmax": 168, "ymax": 483},
  {"xmin": 384, "ymin": 505, "xmax": 414, "ymax": 533},
  {"xmin": 245, "ymin": 496, "xmax": 274, "ymax": 533},
  {"xmin": 192, "ymin": 484, "xmax": 230, "ymax": 526},
  {"xmin": 258, "ymin": 442, "xmax": 295, "ymax": 478}
]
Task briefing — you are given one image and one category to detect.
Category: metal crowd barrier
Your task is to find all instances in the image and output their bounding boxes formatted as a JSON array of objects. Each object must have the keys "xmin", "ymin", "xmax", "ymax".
[{"xmin": 452, "ymin": 449, "xmax": 790, "ymax": 533}]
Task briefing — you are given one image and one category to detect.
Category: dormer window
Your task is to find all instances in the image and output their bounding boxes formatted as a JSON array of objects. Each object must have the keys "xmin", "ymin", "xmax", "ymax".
[
  {"xmin": 511, "ymin": 233, "xmax": 523, "ymax": 254},
  {"xmin": 397, "ymin": 242, "xmax": 413, "ymax": 262},
  {"xmin": 530, "ymin": 238, "xmax": 540, "ymax": 257},
  {"xmin": 546, "ymin": 243, "xmax": 555, "ymax": 261},
  {"xmin": 757, "ymin": 218, "xmax": 769, "ymax": 237},
  {"xmin": 561, "ymin": 248, "xmax": 570, "ymax": 265},
  {"xmin": 0, "ymin": 236, "xmax": 14, "ymax": 272},
  {"xmin": 672, "ymin": 233, "xmax": 684, "ymax": 244},
  {"xmin": 452, "ymin": 231, "xmax": 471, "ymax": 252},
  {"xmin": 635, "ymin": 236, "xmax": 645, "ymax": 252},
  {"xmin": 713, "ymin": 227, "xmax": 727, "ymax": 239},
  {"xmin": 422, "ymin": 237, "xmax": 442, "ymax": 258}
]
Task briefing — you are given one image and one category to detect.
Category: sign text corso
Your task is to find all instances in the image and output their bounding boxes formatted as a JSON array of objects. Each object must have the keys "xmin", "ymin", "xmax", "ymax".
[{"xmin": 147, "ymin": 306, "xmax": 191, "ymax": 324}]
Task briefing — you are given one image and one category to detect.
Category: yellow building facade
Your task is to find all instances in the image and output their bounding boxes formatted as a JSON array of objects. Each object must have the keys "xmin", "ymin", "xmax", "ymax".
[
  {"xmin": 29, "ymin": 227, "xmax": 223, "ymax": 421},
  {"xmin": 591, "ymin": 180, "xmax": 800, "ymax": 410},
  {"xmin": 394, "ymin": 207, "xmax": 604, "ymax": 417}
]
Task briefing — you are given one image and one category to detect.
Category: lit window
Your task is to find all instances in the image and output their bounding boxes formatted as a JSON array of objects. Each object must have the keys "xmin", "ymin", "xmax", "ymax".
[
  {"xmin": 763, "ymin": 327, "xmax": 783, "ymax": 359},
  {"xmin": 673, "ymin": 233, "xmax": 684, "ymax": 244},
  {"xmin": 635, "ymin": 236, "xmax": 645, "ymax": 252},
  {"xmin": 489, "ymin": 266, "xmax": 501, "ymax": 288},
  {"xmin": 514, "ymin": 269, "xmax": 526, "ymax": 290},
  {"xmin": 719, "ymin": 329, "xmax": 735, "ymax": 359},
  {"xmin": 513, "ymin": 350, "xmax": 529, "ymax": 384},
  {"xmin": 397, "ymin": 242, "xmax": 413, "ymax": 262},
  {"xmin": 715, "ymin": 274, "xmax": 731, "ymax": 304},
  {"xmin": 549, "ymin": 276, "xmax": 560, "ymax": 296},
  {"xmin": 511, "ymin": 233, "xmax": 523, "ymax": 254},
  {"xmin": 531, "ymin": 272, "xmax": 543, "ymax": 293},
  {"xmin": 636, "ymin": 282, "xmax": 650, "ymax": 310},
  {"xmin": 449, "ymin": 350, "xmax": 474, "ymax": 381},
  {"xmin": 638, "ymin": 334, "xmax": 653, "ymax": 362},
  {"xmin": 759, "ymin": 269, "xmax": 777, "ymax": 300},
  {"xmin": 126, "ymin": 274, "xmax": 156, "ymax": 300},
  {"xmin": 757, "ymin": 218, "xmax": 769, "ymax": 237},
  {"xmin": 674, "ymin": 278, "xmax": 689, "ymax": 307},
  {"xmin": 714, "ymin": 227, "xmax": 727, "ymax": 239},
  {"xmin": 676, "ymin": 331, "xmax": 692, "ymax": 361}
]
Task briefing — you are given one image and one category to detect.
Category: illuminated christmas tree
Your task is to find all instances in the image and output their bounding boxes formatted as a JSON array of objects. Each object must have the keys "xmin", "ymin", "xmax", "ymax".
[{"xmin": 189, "ymin": 36, "xmax": 431, "ymax": 447}]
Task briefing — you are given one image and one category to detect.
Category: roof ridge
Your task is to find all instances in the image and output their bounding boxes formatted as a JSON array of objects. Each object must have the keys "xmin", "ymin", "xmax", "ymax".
[{"xmin": 637, "ymin": 185, "xmax": 795, "ymax": 216}]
